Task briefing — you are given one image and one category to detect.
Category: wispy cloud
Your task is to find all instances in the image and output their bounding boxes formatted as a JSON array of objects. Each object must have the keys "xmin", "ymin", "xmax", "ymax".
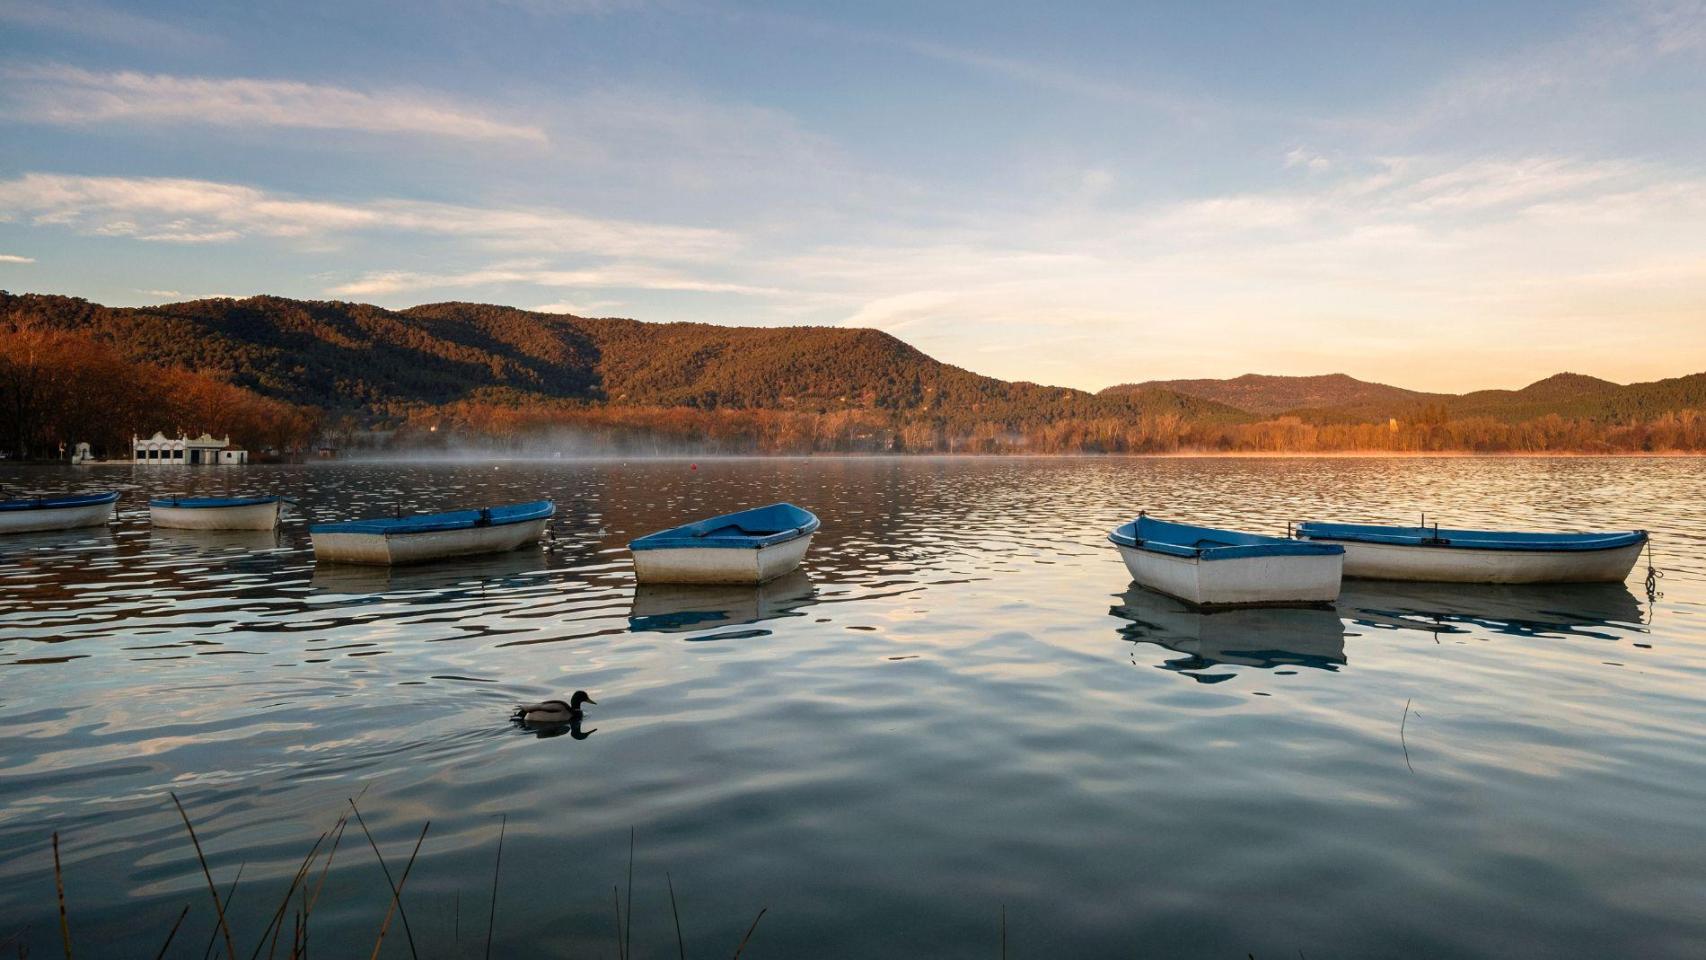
[
  {"xmin": 0, "ymin": 173, "xmax": 734, "ymax": 258},
  {"xmin": 733, "ymin": 7, "xmax": 1208, "ymax": 119},
  {"xmin": 532, "ymin": 299, "xmax": 624, "ymax": 315},
  {"xmin": 2, "ymin": 65, "xmax": 547, "ymax": 142},
  {"xmin": 0, "ymin": 253, "xmax": 36, "ymax": 263},
  {"xmin": 0, "ymin": 0, "xmax": 212, "ymax": 48},
  {"xmin": 1284, "ymin": 147, "xmax": 1332, "ymax": 172},
  {"xmin": 1358, "ymin": 0, "xmax": 1706, "ymax": 137},
  {"xmin": 762, "ymin": 152, "xmax": 1706, "ymax": 390},
  {"xmin": 491, "ymin": 0, "xmax": 647, "ymax": 13},
  {"xmin": 895, "ymin": 36, "xmax": 1190, "ymax": 114},
  {"xmin": 329, "ymin": 264, "xmax": 781, "ymax": 298}
]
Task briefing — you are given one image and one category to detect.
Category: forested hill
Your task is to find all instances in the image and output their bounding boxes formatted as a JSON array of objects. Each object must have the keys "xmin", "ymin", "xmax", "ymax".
[
  {"xmin": 5, "ymin": 291, "xmax": 1705, "ymax": 455},
  {"xmin": 1102, "ymin": 373, "xmax": 1440, "ymax": 416},
  {"xmin": 1108, "ymin": 370, "xmax": 1706, "ymax": 425},
  {"xmin": 0, "ymin": 292, "xmax": 1244, "ymax": 425}
]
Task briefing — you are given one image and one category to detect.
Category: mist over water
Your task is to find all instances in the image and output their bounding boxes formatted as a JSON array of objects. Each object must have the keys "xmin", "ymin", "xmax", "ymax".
[{"xmin": 1, "ymin": 457, "xmax": 1704, "ymax": 958}]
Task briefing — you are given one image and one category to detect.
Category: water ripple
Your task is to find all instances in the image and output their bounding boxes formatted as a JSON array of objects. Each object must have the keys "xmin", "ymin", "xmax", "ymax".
[{"xmin": 0, "ymin": 458, "xmax": 1703, "ymax": 957}]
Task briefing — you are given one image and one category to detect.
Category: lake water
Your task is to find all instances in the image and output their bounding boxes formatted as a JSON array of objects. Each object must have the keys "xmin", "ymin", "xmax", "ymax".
[{"xmin": 2, "ymin": 457, "xmax": 1704, "ymax": 958}]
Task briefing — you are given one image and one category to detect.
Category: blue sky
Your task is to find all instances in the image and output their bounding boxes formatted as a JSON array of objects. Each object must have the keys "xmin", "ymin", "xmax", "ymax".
[{"xmin": 2, "ymin": 0, "xmax": 1703, "ymax": 392}]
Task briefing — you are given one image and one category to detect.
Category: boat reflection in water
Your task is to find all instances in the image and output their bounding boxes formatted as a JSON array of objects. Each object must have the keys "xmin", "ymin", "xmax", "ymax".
[
  {"xmin": 1338, "ymin": 580, "xmax": 1645, "ymax": 641},
  {"xmin": 629, "ymin": 569, "xmax": 817, "ymax": 635},
  {"xmin": 149, "ymin": 526, "xmax": 283, "ymax": 555},
  {"xmin": 1110, "ymin": 587, "xmax": 1348, "ymax": 683},
  {"xmin": 310, "ymin": 548, "xmax": 549, "ymax": 594}
]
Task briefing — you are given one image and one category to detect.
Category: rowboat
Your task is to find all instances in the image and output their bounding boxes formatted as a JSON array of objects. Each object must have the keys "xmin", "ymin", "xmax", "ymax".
[
  {"xmin": 1294, "ymin": 521, "xmax": 1648, "ymax": 584},
  {"xmin": 1111, "ymin": 586, "xmax": 1348, "ymax": 677},
  {"xmin": 629, "ymin": 503, "xmax": 819, "ymax": 584},
  {"xmin": 0, "ymin": 491, "xmax": 119, "ymax": 534},
  {"xmin": 149, "ymin": 495, "xmax": 282, "ymax": 530},
  {"xmin": 310, "ymin": 499, "xmax": 554, "ymax": 566},
  {"xmin": 1109, "ymin": 513, "xmax": 1344, "ymax": 608}
]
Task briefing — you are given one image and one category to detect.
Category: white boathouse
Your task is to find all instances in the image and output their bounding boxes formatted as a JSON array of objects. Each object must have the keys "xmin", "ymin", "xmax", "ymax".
[{"xmin": 133, "ymin": 432, "xmax": 249, "ymax": 465}]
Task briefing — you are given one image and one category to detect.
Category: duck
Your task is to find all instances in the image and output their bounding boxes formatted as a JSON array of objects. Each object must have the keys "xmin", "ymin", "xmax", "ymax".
[{"xmin": 513, "ymin": 690, "xmax": 596, "ymax": 724}]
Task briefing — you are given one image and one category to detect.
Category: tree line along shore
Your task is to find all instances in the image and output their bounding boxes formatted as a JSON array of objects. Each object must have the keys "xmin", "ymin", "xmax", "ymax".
[{"xmin": 4, "ymin": 292, "xmax": 1705, "ymax": 459}]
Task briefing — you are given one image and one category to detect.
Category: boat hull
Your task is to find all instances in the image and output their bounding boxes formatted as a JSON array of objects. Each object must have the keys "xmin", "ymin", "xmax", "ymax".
[
  {"xmin": 1116, "ymin": 543, "xmax": 1342, "ymax": 608},
  {"xmin": 313, "ymin": 517, "xmax": 549, "ymax": 566},
  {"xmin": 0, "ymin": 500, "xmax": 115, "ymax": 534},
  {"xmin": 632, "ymin": 532, "xmax": 813, "ymax": 585},
  {"xmin": 1323, "ymin": 539, "xmax": 1644, "ymax": 583},
  {"xmin": 151, "ymin": 500, "xmax": 281, "ymax": 530}
]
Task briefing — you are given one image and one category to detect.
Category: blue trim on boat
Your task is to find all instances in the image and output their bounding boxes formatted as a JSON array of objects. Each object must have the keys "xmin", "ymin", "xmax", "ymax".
[
  {"xmin": 630, "ymin": 502, "xmax": 821, "ymax": 551},
  {"xmin": 1109, "ymin": 515, "xmax": 1344, "ymax": 561},
  {"xmin": 1296, "ymin": 521, "xmax": 1648, "ymax": 553},
  {"xmin": 149, "ymin": 495, "xmax": 281, "ymax": 509},
  {"xmin": 310, "ymin": 499, "xmax": 554, "ymax": 536},
  {"xmin": 0, "ymin": 490, "xmax": 120, "ymax": 512}
]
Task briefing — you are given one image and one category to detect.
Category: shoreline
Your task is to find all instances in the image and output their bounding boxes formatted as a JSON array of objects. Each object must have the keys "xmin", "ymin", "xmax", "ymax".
[{"xmin": 6, "ymin": 449, "xmax": 1706, "ymax": 466}]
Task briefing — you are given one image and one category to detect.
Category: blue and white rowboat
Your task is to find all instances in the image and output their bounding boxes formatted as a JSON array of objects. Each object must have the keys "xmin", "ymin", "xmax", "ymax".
[
  {"xmin": 0, "ymin": 491, "xmax": 119, "ymax": 534},
  {"xmin": 311, "ymin": 500, "xmax": 555, "ymax": 566},
  {"xmin": 150, "ymin": 495, "xmax": 282, "ymax": 530},
  {"xmin": 1294, "ymin": 521, "xmax": 1648, "ymax": 583},
  {"xmin": 1109, "ymin": 514, "xmax": 1344, "ymax": 608},
  {"xmin": 629, "ymin": 503, "xmax": 819, "ymax": 584}
]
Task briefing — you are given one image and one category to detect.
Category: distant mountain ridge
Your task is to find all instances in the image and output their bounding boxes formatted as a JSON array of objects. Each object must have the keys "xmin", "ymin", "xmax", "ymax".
[
  {"xmin": 0, "ymin": 292, "xmax": 1247, "ymax": 426},
  {"xmin": 3, "ymin": 291, "xmax": 1704, "ymax": 455},
  {"xmin": 1107, "ymin": 370, "xmax": 1706, "ymax": 424},
  {"xmin": 1102, "ymin": 373, "xmax": 1439, "ymax": 416}
]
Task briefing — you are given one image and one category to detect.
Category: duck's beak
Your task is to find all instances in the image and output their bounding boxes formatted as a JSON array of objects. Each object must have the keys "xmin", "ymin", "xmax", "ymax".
[{"xmin": 585, "ymin": 698, "xmax": 597, "ymax": 705}]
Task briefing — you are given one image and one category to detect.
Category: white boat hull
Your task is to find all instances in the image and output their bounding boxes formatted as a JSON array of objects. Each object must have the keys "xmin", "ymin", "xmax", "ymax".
[
  {"xmin": 1324, "ymin": 539, "xmax": 1645, "ymax": 584},
  {"xmin": 1116, "ymin": 543, "xmax": 1342, "ymax": 607},
  {"xmin": 632, "ymin": 533, "xmax": 813, "ymax": 585},
  {"xmin": 0, "ymin": 501, "xmax": 115, "ymax": 534},
  {"xmin": 151, "ymin": 501, "xmax": 281, "ymax": 530},
  {"xmin": 312, "ymin": 517, "xmax": 549, "ymax": 566}
]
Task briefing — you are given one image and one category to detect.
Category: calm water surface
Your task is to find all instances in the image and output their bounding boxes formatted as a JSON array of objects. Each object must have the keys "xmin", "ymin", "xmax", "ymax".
[{"xmin": 2, "ymin": 457, "xmax": 1704, "ymax": 958}]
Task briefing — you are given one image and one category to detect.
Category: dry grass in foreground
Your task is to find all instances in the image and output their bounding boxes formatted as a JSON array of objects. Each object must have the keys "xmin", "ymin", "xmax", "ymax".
[{"xmin": 13, "ymin": 792, "xmax": 767, "ymax": 960}]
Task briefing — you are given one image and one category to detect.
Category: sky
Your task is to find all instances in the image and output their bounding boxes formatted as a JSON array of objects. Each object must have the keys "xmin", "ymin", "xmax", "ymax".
[{"xmin": 1, "ymin": 0, "xmax": 1704, "ymax": 393}]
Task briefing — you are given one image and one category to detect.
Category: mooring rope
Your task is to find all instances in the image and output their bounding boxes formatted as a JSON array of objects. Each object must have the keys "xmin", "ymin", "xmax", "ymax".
[{"xmin": 1645, "ymin": 538, "xmax": 1664, "ymax": 602}]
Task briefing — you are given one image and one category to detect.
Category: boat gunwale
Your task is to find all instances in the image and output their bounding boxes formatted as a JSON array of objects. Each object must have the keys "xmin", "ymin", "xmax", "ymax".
[
  {"xmin": 309, "ymin": 499, "xmax": 555, "ymax": 538},
  {"xmin": 149, "ymin": 495, "xmax": 281, "ymax": 509},
  {"xmin": 0, "ymin": 490, "xmax": 121, "ymax": 512},
  {"xmin": 630, "ymin": 503, "xmax": 820, "ymax": 552},
  {"xmin": 1109, "ymin": 515, "xmax": 1343, "ymax": 562},
  {"xmin": 1296, "ymin": 521, "xmax": 1648, "ymax": 553}
]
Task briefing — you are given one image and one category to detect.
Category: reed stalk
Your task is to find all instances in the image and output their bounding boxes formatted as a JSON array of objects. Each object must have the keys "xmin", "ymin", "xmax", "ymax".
[
  {"xmin": 153, "ymin": 906, "xmax": 190, "ymax": 960},
  {"xmin": 170, "ymin": 793, "xmax": 238, "ymax": 960},
  {"xmin": 260, "ymin": 834, "xmax": 328, "ymax": 960},
  {"xmin": 203, "ymin": 863, "xmax": 244, "ymax": 960},
  {"xmin": 625, "ymin": 828, "xmax": 635, "ymax": 960},
  {"xmin": 348, "ymin": 800, "xmax": 419, "ymax": 960},
  {"xmin": 731, "ymin": 907, "xmax": 766, "ymax": 959},
  {"xmin": 485, "ymin": 813, "xmax": 506, "ymax": 960},
  {"xmin": 51, "ymin": 832, "xmax": 71, "ymax": 960},
  {"xmin": 667, "ymin": 871, "xmax": 686, "ymax": 960},
  {"xmin": 368, "ymin": 821, "xmax": 429, "ymax": 960}
]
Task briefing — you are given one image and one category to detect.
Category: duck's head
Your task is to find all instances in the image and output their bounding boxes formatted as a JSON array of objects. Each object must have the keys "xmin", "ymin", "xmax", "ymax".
[{"xmin": 569, "ymin": 690, "xmax": 596, "ymax": 709}]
